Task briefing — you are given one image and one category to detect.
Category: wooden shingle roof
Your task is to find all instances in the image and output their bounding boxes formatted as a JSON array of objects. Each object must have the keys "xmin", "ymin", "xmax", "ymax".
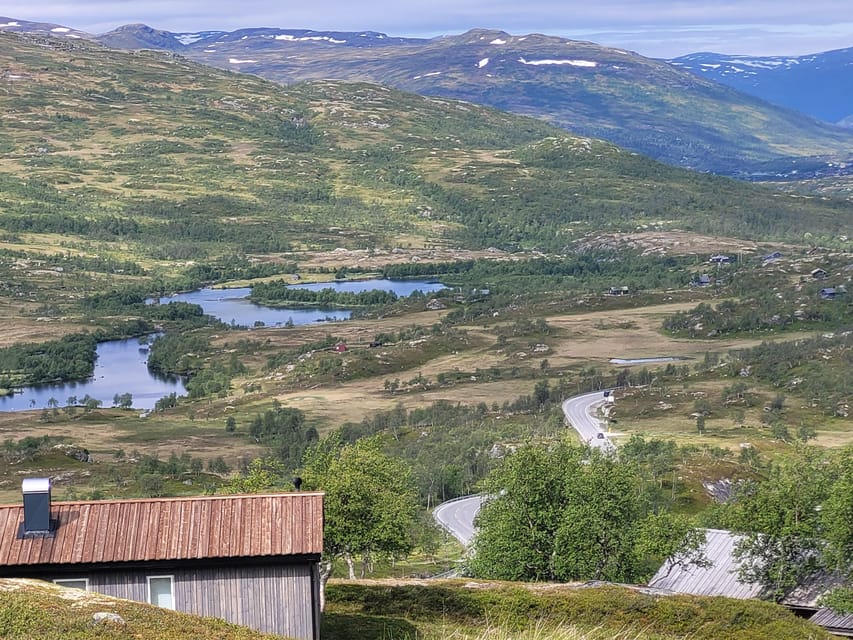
[{"xmin": 0, "ymin": 492, "xmax": 323, "ymax": 568}]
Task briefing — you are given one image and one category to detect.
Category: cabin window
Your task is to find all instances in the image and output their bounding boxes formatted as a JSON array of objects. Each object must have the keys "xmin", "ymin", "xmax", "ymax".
[
  {"xmin": 53, "ymin": 578, "xmax": 89, "ymax": 590},
  {"xmin": 147, "ymin": 575, "xmax": 175, "ymax": 609}
]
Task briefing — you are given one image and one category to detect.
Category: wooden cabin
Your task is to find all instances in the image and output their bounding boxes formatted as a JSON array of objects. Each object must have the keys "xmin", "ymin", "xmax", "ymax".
[{"xmin": 0, "ymin": 479, "xmax": 323, "ymax": 640}]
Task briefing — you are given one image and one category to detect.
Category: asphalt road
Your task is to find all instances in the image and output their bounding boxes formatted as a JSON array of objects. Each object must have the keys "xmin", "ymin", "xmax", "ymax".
[
  {"xmin": 561, "ymin": 390, "xmax": 616, "ymax": 452},
  {"xmin": 433, "ymin": 390, "xmax": 617, "ymax": 544},
  {"xmin": 433, "ymin": 495, "xmax": 485, "ymax": 546}
]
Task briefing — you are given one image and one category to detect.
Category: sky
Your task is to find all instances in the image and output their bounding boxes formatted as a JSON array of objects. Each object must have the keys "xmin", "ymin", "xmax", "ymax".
[{"xmin": 3, "ymin": 1, "xmax": 853, "ymax": 58}]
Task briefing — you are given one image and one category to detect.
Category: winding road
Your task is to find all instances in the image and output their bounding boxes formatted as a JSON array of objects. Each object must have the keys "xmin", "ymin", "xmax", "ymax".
[
  {"xmin": 433, "ymin": 389, "xmax": 616, "ymax": 543},
  {"xmin": 561, "ymin": 389, "xmax": 616, "ymax": 452},
  {"xmin": 433, "ymin": 495, "xmax": 485, "ymax": 546}
]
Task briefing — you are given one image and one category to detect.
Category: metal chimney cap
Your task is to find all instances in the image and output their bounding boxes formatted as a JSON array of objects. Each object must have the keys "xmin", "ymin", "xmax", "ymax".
[{"xmin": 22, "ymin": 478, "xmax": 50, "ymax": 494}]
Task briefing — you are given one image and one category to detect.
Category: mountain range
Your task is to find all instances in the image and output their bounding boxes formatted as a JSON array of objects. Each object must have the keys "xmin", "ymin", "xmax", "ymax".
[
  {"xmin": 670, "ymin": 48, "xmax": 853, "ymax": 126},
  {"xmin": 2, "ymin": 29, "xmax": 851, "ymax": 258},
  {"xmin": 2, "ymin": 17, "xmax": 853, "ymax": 179}
]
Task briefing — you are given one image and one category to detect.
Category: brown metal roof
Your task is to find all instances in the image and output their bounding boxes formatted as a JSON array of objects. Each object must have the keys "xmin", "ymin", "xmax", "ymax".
[{"xmin": 0, "ymin": 492, "xmax": 323, "ymax": 567}]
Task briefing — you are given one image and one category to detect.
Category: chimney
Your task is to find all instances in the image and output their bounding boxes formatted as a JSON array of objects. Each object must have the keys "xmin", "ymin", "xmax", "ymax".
[{"xmin": 21, "ymin": 477, "xmax": 52, "ymax": 536}]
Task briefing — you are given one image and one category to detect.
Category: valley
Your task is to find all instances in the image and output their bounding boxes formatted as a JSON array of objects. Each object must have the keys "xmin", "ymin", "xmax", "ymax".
[
  {"xmin": 0, "ymin": 23, "xmax": 850, "ymax": 639},
  {"xmin": 0, "ymin": 24, "xmax": 849, "ymax": 511}
]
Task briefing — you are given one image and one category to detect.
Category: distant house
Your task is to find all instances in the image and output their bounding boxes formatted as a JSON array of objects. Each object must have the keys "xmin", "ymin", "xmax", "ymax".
[
  {"xmin": 821, "ymin": 286, "xmax": 847, "ymax": 300},
  {"xmin": 426, "ymin": 298, "xmax": 447, "ymax": 310},
  {"xmin": 762, "ymin": 251, "xmax": 782, "ymax": 262},
  {"xmin": 0, "ymin": 480, "xmax": 323, "ymax": 640},
  {"xmin": 709, "ymin": 255, "xmax": 732, "ymax": 264},
  {"xmin": 649, "ymin": 528, "xmax": 853, "ymax": 637},
  {"xmin": 692, "ymin": 274, "xmax": 712, "ymax": 287},
  {"xmin": 608, "ymin": 286, "xmax": 630, "ymax": 296},
  {"xmin": 811, "ymin": 268, "xmax": 828, "ymax": 279},
  {"xmin": 334, "ymin": 342, "xmax": 348, "ymax": 353}
]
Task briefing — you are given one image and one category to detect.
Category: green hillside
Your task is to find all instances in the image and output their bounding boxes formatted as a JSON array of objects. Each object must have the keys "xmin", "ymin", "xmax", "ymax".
[
  {"xmin": 170, "ymin": 28, "xmax": 853, "ymax": 176},
  {"xmin": 1, "ymin": 30, "xmax": 851, "ymax": 274}
]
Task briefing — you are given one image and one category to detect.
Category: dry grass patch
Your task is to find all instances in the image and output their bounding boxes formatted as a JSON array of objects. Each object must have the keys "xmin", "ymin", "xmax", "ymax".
[
  {"xmin": 610, "ymin": 381, "xmax": 853, "ymax": 449},
  {"xmin": 0, "ymin": 409, "xmax": 263, "ymax": 463}
]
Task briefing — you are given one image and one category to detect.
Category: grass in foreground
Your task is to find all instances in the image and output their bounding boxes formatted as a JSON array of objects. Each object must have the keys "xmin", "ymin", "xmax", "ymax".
[
  {"xmin": 0, "ymin": 573, "xmax": 834, "ymax": 640},
  {"xmin": 0, "ymin": 579, "xmax": 280, "ymax": 640},
  {"xmin": 323, "ymin": 580, "xmax": 833, "ymax": 640}
]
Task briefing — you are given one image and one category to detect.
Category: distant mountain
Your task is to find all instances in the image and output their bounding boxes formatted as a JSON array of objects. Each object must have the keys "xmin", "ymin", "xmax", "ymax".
[
  {"xmin": 97, "ymin": 23, "xmax": 188, "ymax": 51},
  {"xmin": 0, "ymin": 16, "xmax": 90, "ymax": 39},
  {"xmin": 129, "ymin": 26, "xmax": 853, "ymax": 177},
  {"xmin": 669, "ymin": 48, "xmax": 853, "ymax": 126},
  {"xmin": 173, "ymin": 26, "xmax": 425, "ymax": 48},
  {"xmin": 3, "ymin": 18, "xmax": 853, "ymax": 178},
  {"xmin": 96, "ymin": 24, "xmax": 427, "ymax": 51}
]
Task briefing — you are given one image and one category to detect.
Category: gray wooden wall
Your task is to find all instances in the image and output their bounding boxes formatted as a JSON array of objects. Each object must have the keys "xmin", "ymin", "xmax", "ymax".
[{"xmin": 57, "ymin": 563, "xmax": 318, "ymax": 640}]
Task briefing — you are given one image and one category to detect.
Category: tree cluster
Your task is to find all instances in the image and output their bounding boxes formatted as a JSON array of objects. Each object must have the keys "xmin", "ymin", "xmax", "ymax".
[
  {"xmin": 247, "ymin": 404, "xmax": 318, "ymax": 471},
  {"xmin": 0, "ymin": 333, "xmax": 98, "ymax": 386},
  {"xmin": 250, "ymin": 281, "xmax": 398, "ymax": 308},
  {"xmin": 470, "ymin": 442, "xmax": 706, "ymax": 583},
  {"xmin": 712, "ymin": 446, "xmax": 853, "ymax": 607}
]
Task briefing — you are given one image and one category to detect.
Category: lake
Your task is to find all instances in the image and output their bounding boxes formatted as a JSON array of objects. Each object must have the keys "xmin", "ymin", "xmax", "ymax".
[
  {"xmin": 3, "ymin": 279, "xmax": 444, "ymax": 411},
  {"xmin": 162, "ymin": 279, "xmax": 445, "ymax": 328},
  {"xmin": 0, "ymin": 337, "xmax": 186, "ymax": 412}
]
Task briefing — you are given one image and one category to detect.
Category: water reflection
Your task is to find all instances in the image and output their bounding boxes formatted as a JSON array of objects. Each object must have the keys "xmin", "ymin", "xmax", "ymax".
[
  {"xmin": 4, "ymin": 279, "xmax": 445, "ymax": 412},
  {"xmin": 0, "ymin": 337, "xmax": 186, "ymax": 412},
  {"xmin": 163, "ymin": 279, "xmax": 444, "ymax": 328},
  {"xmin": 159, "ymin": 287, "xmax": 349, "ymax": 328}
]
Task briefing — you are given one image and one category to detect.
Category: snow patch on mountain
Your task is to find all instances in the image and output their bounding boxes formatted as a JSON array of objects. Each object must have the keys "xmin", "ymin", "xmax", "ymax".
[
  {"xmin": 0, "ymin": 21, "xmax": 20, "ymax": 27},
  {"xmin": 413, "ymin": 72, "xmax": 442, "ymax": 80},
  {"xmin": 50, "ymin": 27, "xmax": 70, "ymax": 33},
  {"xmin": 518, "ymin": 57, "xmax": 597, "ymax": 67},
  {"xmin": 490, "ymin": 38, "xmax": 506, "ymax": 45},
  {"xmin": 175, "ymin": 33, "xmax": 208, "ymax": 45},
  {"xmin": 275, "ymin": 34, "xmax": 346, "ymax": 44},
  {"xmin": 478, "ymin": 58, "xmax": 490, "ymax": 68},
  {"xmin": 229, "ymin": 58, "xmax": 258, "ymax": 64},
  {"xmin": 733, "ymin": 59, "xmax": 799, "ymax": 69}
]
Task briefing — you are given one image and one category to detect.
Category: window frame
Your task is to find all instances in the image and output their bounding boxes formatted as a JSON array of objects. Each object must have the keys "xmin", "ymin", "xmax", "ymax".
[
  {"xmin": 146, "ymin": 574, "xmax": 176, "ymax": 610},
  {"xmin": 53, "ymin": 577, "xmax": 89, "ymax": 591}
]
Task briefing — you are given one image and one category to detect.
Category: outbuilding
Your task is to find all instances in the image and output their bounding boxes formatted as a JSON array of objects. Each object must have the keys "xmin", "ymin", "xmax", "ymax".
[
  {"xmin": 709, "ymin": 255, "xmax": 732, "ymax": 264},
  {"xmin": 649, "ymin": 528, "xmax": 853, "ymax": 637}
]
